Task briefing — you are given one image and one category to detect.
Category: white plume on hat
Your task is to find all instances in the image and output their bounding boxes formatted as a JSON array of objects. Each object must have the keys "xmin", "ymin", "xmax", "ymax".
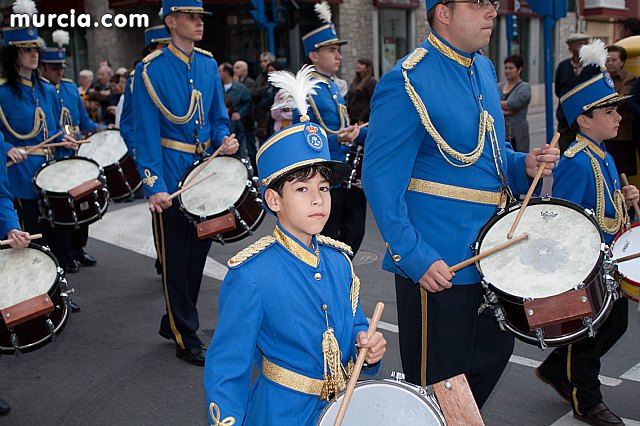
[
  {"xmin": 12, "ymin": 0, "xmax": 38, "ymax": 15},
  {"xmin": 579, "ymin": 39, "xmax": 608, "ymax": 71},
  {"xmin": 52, "ymin": 30, "xmax": 70, "ymax": 48},
  {"xmin": 158, "ymin": 8, "xmax": 163, "ymax": 19},
  {"xmin": 314, "ymin": 1, "xmax": 332, "ymax": 25},
  {"xmin": 269, "ymin": 64, "xmax": 320, "ymax": 120}
]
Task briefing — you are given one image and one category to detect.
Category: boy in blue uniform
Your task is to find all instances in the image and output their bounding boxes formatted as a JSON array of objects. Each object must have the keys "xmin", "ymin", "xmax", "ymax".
[
  {"xmin": 362, "ymin": 0, "xmax": 560, "ymax": 407},
  {"xmin": 536, "ymin": 40, "xmax": 637, "ymax": 426},
  {"xmin": 133, "ymin": 0, "xmax": 238, "ymax": 365},
  {"xmin": 204, "ymin": 66, "xmax": 386, "ymax": 425}
]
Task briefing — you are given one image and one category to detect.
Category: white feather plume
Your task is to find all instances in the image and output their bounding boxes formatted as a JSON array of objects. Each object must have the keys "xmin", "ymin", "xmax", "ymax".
[
  {"xmin": 268, "ymin": 65, "xmax": 320, "ymax": 119},
  {"xmin": 52, "ymin": 30, "xmax": 70, "ymax": 48},
  {"xmin": 314, "ymin": 1, "xmax": 332, "ymax": 24},
  {"xmin": 12, "ymin": 0, "xmax": 37, "ymax": 15},
  {"xmin": 579, "ymin": 39, "xmax": 608, "ymax": 70},
  {"xmin": 158, "ymin": 7, "xmax": 163, "ymax": 18}
]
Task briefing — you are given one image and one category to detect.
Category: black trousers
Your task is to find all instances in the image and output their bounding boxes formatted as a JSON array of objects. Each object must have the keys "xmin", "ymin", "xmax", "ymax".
[
  {"xmin": 395, "ymin": 275, "xmax": 515, "ymax": 408},
  {"xmin": 321, "ymin": 187, "xmax": 367, "ymax": 255},
  {"xmin": 152, "ymin": 204, "xmax": 212, "ymax": 350},
  {"xmin": 70, "ymin": 225, "xmax": 89, "ymax": 255},
  {"xmin": 15, "ymin": 198, "xmax": 72, "ymax": 268},
  {"xmin": 538, "ymin": 297, "xmax": 629, "ymax": 413}
]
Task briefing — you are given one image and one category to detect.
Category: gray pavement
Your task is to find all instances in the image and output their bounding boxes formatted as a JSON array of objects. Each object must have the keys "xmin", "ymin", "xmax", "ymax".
[{"xmin": 2, "ymin": 195, "xmax": 639, "ymax": 425}]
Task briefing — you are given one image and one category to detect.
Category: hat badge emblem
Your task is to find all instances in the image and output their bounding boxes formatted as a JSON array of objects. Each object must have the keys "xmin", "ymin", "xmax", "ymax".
[{"xmin": 306, "ymin": 125, "xmax": 323, "ymax": 151}]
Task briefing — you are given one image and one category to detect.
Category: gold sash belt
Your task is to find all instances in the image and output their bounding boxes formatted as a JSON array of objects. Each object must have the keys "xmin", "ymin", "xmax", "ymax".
[
  {"xmin": 408, "ymin": 178, "xmax": 502, "ymax": 206},
  {"xmin": 261, "ymin": 358, "xmax": 324, "ymax": 396},
  {"xmin": 160, "ymin": 137, "xmax": 211, "ymax": 154}
]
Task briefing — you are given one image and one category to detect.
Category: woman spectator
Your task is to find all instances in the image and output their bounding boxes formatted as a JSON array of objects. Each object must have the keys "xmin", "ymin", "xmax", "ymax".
[
  {"xmin": 498, "ymin": 54, "xmax": 531, "ymax": 152},
  {"xmin": 346, "ymin": 58, "xmax": 377, "ymax": 125}
]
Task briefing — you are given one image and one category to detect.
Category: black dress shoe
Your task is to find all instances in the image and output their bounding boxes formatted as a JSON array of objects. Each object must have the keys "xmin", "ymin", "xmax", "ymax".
[
  {"xmin": 65, "ymin": 259, "xmax": 80, "ymax": 274},
  {"xmin": 535, "ymin": 367, "xmax": 572, "ymax": 403},
  {"xmin": 574, "ymin": 402, "xmax": 624, "ymax": 426},
  {"xmin": 0, "ymin": 396, "xmax": 10, "ymax": 415},
  {"xmin": 159, "ymin": 328, "xmax": 176, "ymax": 342},
  {"xmin": 176, "ymin": 345, "xmax": 206, "ymax": 366},
  {"xmin": 75, "ymin": 250, "xmax": 97, "ymax": 266},
  {"xmin": 68, "ymin": 300, "xmax": 81, "ymax": 313}
]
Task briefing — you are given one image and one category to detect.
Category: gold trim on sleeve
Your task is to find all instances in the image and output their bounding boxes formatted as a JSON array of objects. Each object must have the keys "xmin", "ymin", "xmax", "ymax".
[{"xmin": 208, "ymin": 403, "xmax": 235, "ymax": 426}]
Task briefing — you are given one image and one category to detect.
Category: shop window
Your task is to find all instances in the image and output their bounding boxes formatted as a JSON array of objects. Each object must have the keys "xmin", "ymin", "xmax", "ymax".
[{"xmin": 379, "ymin": 9, "xmax": 410, "ymax": 74}]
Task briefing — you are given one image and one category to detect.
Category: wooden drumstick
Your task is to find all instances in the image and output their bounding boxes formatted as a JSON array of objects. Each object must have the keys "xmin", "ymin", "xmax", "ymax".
[
  {"xmin": 0, "ymin": 233, "xmax": 42, "ymax": 246},
  {"xmin": 168, "ymin": 170, "xmax": 217, "ymax": 201},
  {"xmin": 28, "ymin": 140, "xmax": 91, "ymax": 149},
  {"xmin": 6, "ymin": 131, "xmax": 63, "ymax": 167},
  {"xmin": 507, "ymin": 132, "xmax": 560, "ymax": 239},
  {"xmin": 614, "ymin": 251, "xmax": 640, "ymax": 264},
  {"xmin": 449, "ymin": 233, "xmax": 529, "ymax": 273},
  {"xmin": 620, "ymin": 173, "xmax": 640, "ymax": 221},
  {"xmin": 334, "ymin": 302, "xmax": 384, "ymax": 426}
]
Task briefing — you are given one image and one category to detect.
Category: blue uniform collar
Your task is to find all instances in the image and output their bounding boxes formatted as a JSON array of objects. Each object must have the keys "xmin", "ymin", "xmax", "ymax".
[
  {"xmin": 428, "ymin": 31, "xmax": 475, "ymax": 68},
  {"xmin": 18, "ymin": 74, "xmax": 34, "ymax": 87},
  {"xmin": 578, "ymin": 132, "xmax": 606, "ymax": 160},
  {"xmin": 311, "ymin": 71, "xmax": 332, "ymax": 84},
  {"xmin": 168, "ymin": 42, "xmax": 193, "ymax": 65},
  {"xmin": 274, "ymin": 222, "xmax": 320, "ymax": 268}
]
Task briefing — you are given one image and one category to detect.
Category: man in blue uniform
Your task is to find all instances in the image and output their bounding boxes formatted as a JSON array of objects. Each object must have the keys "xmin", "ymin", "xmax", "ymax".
[
  {"xmin": 362, "ymin": 0, "xmax": 559, "ymax": 407},
  {"xmin": 133, "ymin": 0, "xmax": 238, "ymax": 365},
  {"xmin": 40, "ymin": 30, "xmax": 105, "ymax": 272},
  {"xmin": 536, "ymin": 40, "xmax": 636, "ymax": 426},
  {"xmin": 295, "ymin": 2, "xmax": 368, "ymax": 255},
  {"xmin": 204, "ymin": 66, "xmax": 386, "ymax": 424}
]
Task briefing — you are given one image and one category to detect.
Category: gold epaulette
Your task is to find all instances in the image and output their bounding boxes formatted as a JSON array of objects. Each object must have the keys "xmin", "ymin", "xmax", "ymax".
[
  {"xmin": 227, "ymin": 235, "xmax": 277, "ymax": 268},
  {"xmin": 564, "ymin": 138, "xmax": 590, "ymax": 158},
  {"xmin": 0, "ymin": 78, "xmax": 6, "ymax": 85},
  {"xmin": 317, "ymin": 235, "xmax": 353, "ymax": 257},
  {"xmin": 402, "ymin": 47, "xmax": 428, "ymax": 71},
  {"xmin": 61, "ymin": 78, "xmax": 75, "ymax": 84},
  {"xmin": 40, "ymin": 76, "xmax": 51, "ymax": 84},
  {"xmin": 194, "ymin": 47, "xmax": 213, "ymax": 58},
  {"xmin": 142, "ymin": 49, "xmax": 163, "ymax": 63}
]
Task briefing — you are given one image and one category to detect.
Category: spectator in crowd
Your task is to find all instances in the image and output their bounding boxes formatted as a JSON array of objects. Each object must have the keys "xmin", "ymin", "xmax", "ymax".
[
  {"xmin": 92, "ymin": 65, "xmax": 113, "ymax": 94},
  {"xmin": 78, "ymin": 69, "xmax": 93, "ymax": 103},
  {"xmin": 498, "ymin": 54, "xmax": 531, "ymax": 153},
  {"xmin": 234, "ymin": 60, "xmax": 257, "ymax": 167},
  {"xmin": 224, "ymin": 98, "xmax": 246, "ymax": 151},
  {"xmin": 346, "ymin": 58, "xmax": 377, "ymax": 125},
  {"xmin": 253, "ymin": 52, "xmax": 276, "ymax": 146},
  {"xmin": 604, "ymin": 45, "xmax": 637, "ymax": 175},
  {"xmin": 270, "ymin": 89, "xmax": 293, "ymax": 133},
  {"xmin": 115, "ymin": 66, "xmax": 128, "ymax": 77},
  {"xmin": 86, "ymin": 92, "xmax": 105, "ymax": 123},
  {"xmin": 233, "ymin": 60, "xmax": 255, "ymax": 91},
  {"xmin": 105, "ymin": 74, "xmax": 124, "ymax": 125},
  {"xmin": 219, "ymin": 61, "xmax": 252, "ymax": 159},
  {"xmin": 555, "ymin": 33, "xmax": 591, "ymax": 153},
  {"xmin": 258, "ymin": 61, "xmax": 284, "ymax": 139}
]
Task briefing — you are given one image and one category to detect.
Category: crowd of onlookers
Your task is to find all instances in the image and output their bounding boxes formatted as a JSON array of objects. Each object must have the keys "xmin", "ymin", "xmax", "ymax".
[{"xmin": 77, "ymin": 61, "xmax": 128, "ymax": 127}]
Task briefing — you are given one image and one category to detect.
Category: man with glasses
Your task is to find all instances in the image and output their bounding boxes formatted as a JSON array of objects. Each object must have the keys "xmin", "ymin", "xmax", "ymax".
[{"xmin": 363, "ymin": 0, "xmax": 558, "ymax": 407}]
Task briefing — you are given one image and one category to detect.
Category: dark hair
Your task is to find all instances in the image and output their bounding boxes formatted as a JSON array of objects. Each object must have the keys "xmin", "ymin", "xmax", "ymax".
[
  {"xmin": 266, "ymin": 61, "xmax": 284, "ymax": 72},
  {"xmin": 504, "ymin": 54, "xmax": 524, "ymax": 69},
  {"xmin": 270, "ymin": 165, "xmax": 334, "ymax": 196},
  {"xmin": 1, "ymin": 45, "xmax": 41, "ymax": 97},
  {"xmin": 220, "ymin": 62, "xmax": 234, "ymax": 77},
  {"xmin": 110, "ymin": 74, "xmax": 122, "ymax": 84},
  {"xmin": 427, "ymin": 2, "xmax": 454, "ymax": 27},
  {"xmin": 607, "ymin": 45, "xmax": 627, "ymax": 63},
  {"xmin": 624, "ymin": 18, "xmax": 640, "ymax": 36},
  {"xmin": 353, "ymin": 58, "xmax": 373, "ymax": 91}
]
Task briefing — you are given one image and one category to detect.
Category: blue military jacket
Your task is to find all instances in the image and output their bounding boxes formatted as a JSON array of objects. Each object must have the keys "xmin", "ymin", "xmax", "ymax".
[
  {"xmin": 362, "ymin": 32, "xmax": 530, "ymax": 285},
  {"xmin": 0, "ymin": 136, "xmax": 20, "ymax": 237},
  {"xmin": 52, "ymin": 78, "xmax": 98, "ymax": 134},
  {"xmin": 554, "ymin": 133, "xmax": 623, "ymax": 245},
  {"xmin": 294, "ymin": 71, "xmax": 367, "ymax": 163},
  {"xmin": 120, "ymin": 72, "xmax": 135, "ymax": 157},
  {"xmin": 0, "ymin": 75, "xmax": 66, "ymax": 199},
  {"xmin": 132, "ymin": 43, "xmax": 230, "ymax": 195},
  {"xmin": 204, "ymin": 223, "xmax": 379, "ymax": 425}
]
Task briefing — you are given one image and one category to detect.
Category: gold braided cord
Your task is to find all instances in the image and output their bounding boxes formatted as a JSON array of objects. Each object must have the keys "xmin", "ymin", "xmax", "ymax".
[
  {"xmin": 584, "ymin": 149, "xmax": 628, "ymax": 234},
  {"xmin": 308, "ymin": 95, "xmax": 349, "ymax": 135},
  {"xmin": 320, "ymin": 326, "xmax": 348, "ymax": 401},
  {"xmin": 141, "ymin": 62, "xmax": 204, "ymax": 125},
  {"xmin": 59, "ymin": 106, "xmax": 73, "ymax": 129},
  {"xmin": 341, "ymin": 252, "xmax": 359, "ymax": 317},
  {"xmin": 208, "ymin": 403, "xmax": 235, "ymax": 426},
  {"xmin": 403, "ymin": 69, "xmax": 490, "ymax": 167},
  {"xmin": 227, "ymin": 235, "xmax": 276, "ymax": 267},
  {"xmin": 0, "ymin": 105, "xmax": 47, "ymax": 140}
]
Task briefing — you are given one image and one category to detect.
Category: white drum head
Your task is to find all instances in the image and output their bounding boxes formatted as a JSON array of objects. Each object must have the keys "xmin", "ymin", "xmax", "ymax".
[
  {"xmin": 35, "ymin": 159, "xmax": 101, "ymax": 193},
  {"xmin": 0, "ymin": 247, "xmax": 58, "ymax": 310},
  {"xmin": 78, "ymin": 130, "xmax": 128, "ymax": 166},
  {"xmin": 180, "ymin": 157, "xmax": 248, "ymax": 217},
  {"xmin": 318, "ymin": 381, "xmax": 444, "ymax": 425},
  {"xmin": 611, "ymin": 226, "xmax": 640, "ymax": 283},
  {"xmin": 479, "ymin": 202, "xmax": 602, "ymax": 299}
]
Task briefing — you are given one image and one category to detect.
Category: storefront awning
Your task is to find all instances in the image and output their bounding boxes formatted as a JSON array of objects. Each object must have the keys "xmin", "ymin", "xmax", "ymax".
[
  {"xmin": 109, "ymin": 0, "xmax": 342, "ymax": 8},
  {"xmin": 373, "ymin": 0, "xmax": 420, "ymax": 9}
]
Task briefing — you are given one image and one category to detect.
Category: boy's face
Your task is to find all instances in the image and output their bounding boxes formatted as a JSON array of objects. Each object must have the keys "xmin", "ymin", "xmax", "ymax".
[
  {"xmin": 309, "ymin": 45, "xmax": 342, "ymax": 75},
  {"xmin": 581, "ymin": 106, "xmax": 621, "ymax": 142},
  {"xmin": 265, "ymin": 172, "xmax": 331, "ymax": 245}
]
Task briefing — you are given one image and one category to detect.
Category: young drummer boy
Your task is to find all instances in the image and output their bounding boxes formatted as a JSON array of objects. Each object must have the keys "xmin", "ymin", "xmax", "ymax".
[
  {"xmin": 203, "ymin": 66, "xmax": 386, "ymax": 425},
  {"xmin": 536, "ymin": 40, "xmax": 638, "ymax": 426}
]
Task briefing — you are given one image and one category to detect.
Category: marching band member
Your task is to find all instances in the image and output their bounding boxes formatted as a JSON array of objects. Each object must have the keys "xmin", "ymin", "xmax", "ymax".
[
  {"xmin": 362, "ymin": 0, "xmax": 559, "ymax": 407},
  {"xmin": 294, "ymin": 2, "xmax": 368, "ymax": 255},
  {"xmin": 132, "ymin": 0, "xmax": 238, "ymax": 365},
  {"xmin": 536, "ymin": 40, "xmax": 637, "ymax": 426},
  {"xmin": 204, "ymin": 66, "xmax": 385, "ymax": 425}
]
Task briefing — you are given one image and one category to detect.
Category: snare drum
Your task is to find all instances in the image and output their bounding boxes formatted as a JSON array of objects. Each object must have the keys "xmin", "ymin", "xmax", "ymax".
[
  {"xmin": 344, "ymin": 144, "xmax": 363, "ymax": 191},
  {"xmin": 476, "ymin": 198, "xmax": 616, "ymax": 348},
  {"xmin": 611, "ymin": 222, "xmax": 640, "ymax": 302},
  {"xmin": 179, "ymin": 156, "xmax": 265, "ymax": 244},
  {"xmin": 0, "ymin": 244, "xmax": 69, "ymax": 354},
  {"xmin": 78, "ymin": 130, "xmax": 142, "ymax": 200},
  {"xmin": 317, "ymin": 379, "xmax": 445, "ymax": 425},
  {"xmin": 34, "ymin": 157, "xmax": 109, "ymax": 228}
]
